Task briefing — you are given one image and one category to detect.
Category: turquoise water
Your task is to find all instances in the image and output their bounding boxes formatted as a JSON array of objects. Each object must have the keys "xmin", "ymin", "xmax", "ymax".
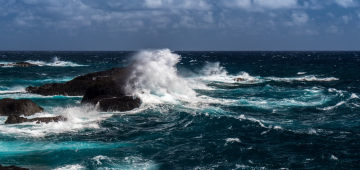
[{"xmin": 0, "ymin": 50, "xmax": 359, "ymax": 169}]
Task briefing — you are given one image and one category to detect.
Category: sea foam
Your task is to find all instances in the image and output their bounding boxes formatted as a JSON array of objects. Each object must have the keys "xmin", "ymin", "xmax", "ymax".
[{"xmin": 125, "ymin": 49, "xmax": 197, "ymax": 104}]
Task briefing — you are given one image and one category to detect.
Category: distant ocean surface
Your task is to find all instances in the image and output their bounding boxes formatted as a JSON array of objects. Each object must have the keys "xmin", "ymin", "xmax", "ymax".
[{"xmin": 0, "ymin": 50, "xmax": 359, "ymax": 170}]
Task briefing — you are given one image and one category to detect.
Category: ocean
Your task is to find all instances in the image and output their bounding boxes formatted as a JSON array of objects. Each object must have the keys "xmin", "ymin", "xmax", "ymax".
[{"xmin": 0, "ymin": 49, "xmax": 359, "ymax": 169}]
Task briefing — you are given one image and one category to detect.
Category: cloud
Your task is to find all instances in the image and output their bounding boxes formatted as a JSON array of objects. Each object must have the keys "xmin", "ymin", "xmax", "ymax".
[
  {"xmin": 326, "ymin": 25, "xmax": 341, "ymax": 34},
  {"xmin": 223, "ymin": 0, "xmax": 252, "ymax": 9},
  {"xmin": 341, "ymin": 15, "xmax": 352, "ymax": 24},
  {"xmin": 223, "ymin": 0, "xmax": 298, "ymax": 11},
  {"xmin": 291, "ymin": 11, "xmax": 309, "ymax": 25},
  {"xmin": 143, "ymin": 0, "xmax": 212, "ymax": 10},
  {"xmin": 253, "ymin": 0, "xmax": 298, "ymax": 9},
  {"xmin": 334, "ymin": 0, "xmax": 357, "ymax": 8}
]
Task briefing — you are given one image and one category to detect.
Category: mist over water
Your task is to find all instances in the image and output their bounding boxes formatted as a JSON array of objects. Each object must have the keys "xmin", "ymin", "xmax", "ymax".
[{"xmin": 0, "ymin": 50, "xmax": 359, "ymax": 169}]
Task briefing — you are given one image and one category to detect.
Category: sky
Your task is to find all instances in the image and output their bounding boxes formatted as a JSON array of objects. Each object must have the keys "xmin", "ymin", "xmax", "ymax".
[{"xmin": 0, "ymin": 0, "xmax": 360, "ymax": 51}]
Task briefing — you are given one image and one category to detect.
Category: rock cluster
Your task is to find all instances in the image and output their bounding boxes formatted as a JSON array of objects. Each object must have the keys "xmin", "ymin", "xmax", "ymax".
[
  {"xmin": 1, "ymin": 65, "xmax": 141, "ymax": 124},
  {"xmin": 26, "ymin": 66, "xmax": 140, "ymax": 112}
]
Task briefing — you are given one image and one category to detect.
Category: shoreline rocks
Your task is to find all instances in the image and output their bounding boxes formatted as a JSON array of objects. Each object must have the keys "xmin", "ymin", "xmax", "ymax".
[
  {"xmin": 5, "ymin": 115, "xmax": 67, "ymax": 124},
  {"xmin": 0, "ymin": 164, "xmax": 29, "ymax": 170},
  {"xmin": 0, "ymin": 62, "xmax": 36, "ymax": 67},
  {"xmin": 0, "ymin": 98, "xmax": 44, "ymax": 116},
  {"xmin": 26, "ymin": 66, "xmax": 141, "ymax": 112}
]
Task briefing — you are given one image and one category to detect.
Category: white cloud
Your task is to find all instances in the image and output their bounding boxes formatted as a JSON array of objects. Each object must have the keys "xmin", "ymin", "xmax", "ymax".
[
  {"xmin": 341, "ymin": 15, "xmax": 352, "ymax": 24},
  {"xmin": 291, "ymin": 11, "xmax": 309, "ymax": 25},
  {"xmin": 144, "ymin": 0, "xmax": 163, "ymax": 8},
  {"xmin": 143, "ymin": 0, "xmax": 211, "ymax": 10},
  {"xmin": 334, "ymin": 0, "xmax": 357, "ymax": 8},
  {"xmin": 224, "ymin": 0, "xmax": 252, "ymax": 9},
  {"xmin": 254, "ymin": 0, "xmax": 298, "ymax": 9},
  {"xmin": 326, "ymin": 25, "xmax": 340, "ymax": 33},
  {"xmin": 203, "ymin": 12, "xmax": 214, "ymax": 23},
  {"xmin": 303, "ymin": 0, "xmax": 324, "ymax": 9},
  {"xmin": 327, "ymin": 12, "xmax": 335, "ymax": 17}
]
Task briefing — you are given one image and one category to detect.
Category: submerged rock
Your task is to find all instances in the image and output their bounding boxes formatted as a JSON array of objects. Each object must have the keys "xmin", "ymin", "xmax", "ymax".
[
  {"xmin": 5, "ymin": 115, "xmax": 67, "ymax": 124},
  {"xmin": 0, "ymin": 164, "xmax": 29, "ymax": 170},
  {"xmin": 0, "ymin": 98, "xmax": 44, "ymax": 116},
  {"xmin": 234, "ymin": 77, "xmax": 245, "ymax": 81}
]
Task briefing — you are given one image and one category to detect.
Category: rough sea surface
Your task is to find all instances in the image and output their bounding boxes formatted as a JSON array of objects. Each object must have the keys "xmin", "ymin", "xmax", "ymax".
[{"xmin": 0, "ymin": 50, "xmax": 359, "ymax": 170}]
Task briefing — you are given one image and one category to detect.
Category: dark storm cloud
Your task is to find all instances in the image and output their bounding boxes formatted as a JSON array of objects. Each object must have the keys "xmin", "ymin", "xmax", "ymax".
[{"xmin": 0, "ymin": 0, "xmax": 359, "ymax": 50}]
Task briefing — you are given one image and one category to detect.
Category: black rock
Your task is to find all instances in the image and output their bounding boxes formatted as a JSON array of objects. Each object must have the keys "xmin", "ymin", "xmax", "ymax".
[
  {"xmin": 14, "ymin": 62, "xmax": 36, "ymax": 67},
  {"xmin": 0, "ymin": 62, "xmax": 36, "ymax": 67},
  {"xmin": 96, "ymin": 96, "xmax": 141, "ymax": 112},
  {"xmin": 26, "ymin": 67, "xmax": 132, "ymax": 96},
  {"xmin": 0, "ymin": 98, "xmax": 44, "ymax": 116},
  {"xmin": 0, "ymin": 164, "xmax": 29, "ymax": 170},
  {"xmin": 26, "ymin": 65, "xmax": 141, "ymax": 112},
  {"xmin": 5, "ymin": 115, "xmax": 67, "ymax": 124}
]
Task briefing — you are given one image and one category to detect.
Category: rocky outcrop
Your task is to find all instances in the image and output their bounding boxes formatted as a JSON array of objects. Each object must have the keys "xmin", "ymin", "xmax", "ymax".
[
  {"xmin": 5, "ymin": 115, "xmax": 67, "ymax": 124},
  {"xmin": 26, "ymin": 67, "xmax": 132, "ymax": 96},
  {"xmin": 0, "ymin": 98, "xmax": 44, "ymax": 116},
  {"xmin": 13, "ymin": 62, "xmax": 36, "ymax": 67},
  {"xmin": 0, "ymin": 164, "xmax": 29, "ymax": 170},
  {"xmin": 0, "ymin": 62, "xmax": 36, "ymax": 67},
  {"xmin": 26, "ymin": 66, "xmax": 141, "ymax": 112},
  {"xmin": 80, "ymin": 75, "xmax": 141, "ymax": 112}
]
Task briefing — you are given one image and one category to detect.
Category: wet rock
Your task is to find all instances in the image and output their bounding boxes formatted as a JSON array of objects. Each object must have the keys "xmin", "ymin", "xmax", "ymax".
[
  {"xmin": 80, "ymin": 77, "xmax": 140, "ymax": 112},
  {"xmin": 0, "ymin": 62, "xmax": 36, "ymax": 67},
  {"xmin": 0, "ymin": 164, "xmax": 29, "ymax": 170},
  {"xmin": 26, "ymin": 67, "xmax": 132, "ymax": 96},
  {"xmin": 14, "ymin": 62, "xmax": 36, "ymax": 67},
  {"xmin": 26, "ymin": 65, "xmax": 141, "ymax": 112},
  {"xmin": 95, "ymin": 97, "xmax": 141, "ymax": 112},
  {"xmin": 81, "ymin": 78, "xmax": 125, "ymax": 104},
  {"xmin": 5, "ymin": 115, "xmax": 67, "ymax": 124},
  {"xmin": 0, "ymin": 98, "xmax": 44, "ymax": 116},
  {"xmin": 234, "ymin": 77, "xmax": 245, "ymax": 81}
]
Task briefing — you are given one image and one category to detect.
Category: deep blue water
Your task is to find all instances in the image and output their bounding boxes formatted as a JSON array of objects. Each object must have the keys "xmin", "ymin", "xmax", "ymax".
[{"xmin": 0, "ymin": 50, "xmax": 359, "ymax": 169}]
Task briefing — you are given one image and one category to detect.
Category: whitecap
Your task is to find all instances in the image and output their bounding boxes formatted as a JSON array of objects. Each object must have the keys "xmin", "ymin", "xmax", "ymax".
[
  {"xmin": 225, "ymin": 138, "xmax": 241, "ymax": 145},
  {"xmin": 53, "ymin": 164, "xmax": 86, "ymax": 170},
  {"xmin": 0, "ymin": 105, "xmax": 112, "ymax": 137},
  {"xmin": 25, "ymin": 57, "xmax": 88, "ymax": 67},
  {"xmin": 93, "ymin": 155, "xmax": 113, "ymax": 165},
  {"xmin": 321, "ymin": 101, "xmax": 346, "ymax": 111},
  {"xmin": 330, "ymin": 155, "xmax": 338, "ymax": 160},
  {"xmin": 350, "ymin": 93, "xmax": 359, "ymax": 99},
  {"xmin": 266, "ymin": 75, "xmax": 339, "ymax": 82}
]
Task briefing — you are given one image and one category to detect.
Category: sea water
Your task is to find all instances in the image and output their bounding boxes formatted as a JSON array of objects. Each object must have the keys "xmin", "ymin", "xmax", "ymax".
[{"xmin": 0, "ymin": 50, "xmax": 359, "ymax": 169}]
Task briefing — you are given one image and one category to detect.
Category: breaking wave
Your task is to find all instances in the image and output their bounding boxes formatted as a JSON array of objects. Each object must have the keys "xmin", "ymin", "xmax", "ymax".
[
  {"xmin": 0, "ymin": 105, "xmax": 112, "ymax": 137},
  {"xmin": 126, "ymin": 49, "xmax": 198, "ymax": 104},
  {"xmin": 25, "ymin": 56, "xmax": 87, "ymax": 67}
]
